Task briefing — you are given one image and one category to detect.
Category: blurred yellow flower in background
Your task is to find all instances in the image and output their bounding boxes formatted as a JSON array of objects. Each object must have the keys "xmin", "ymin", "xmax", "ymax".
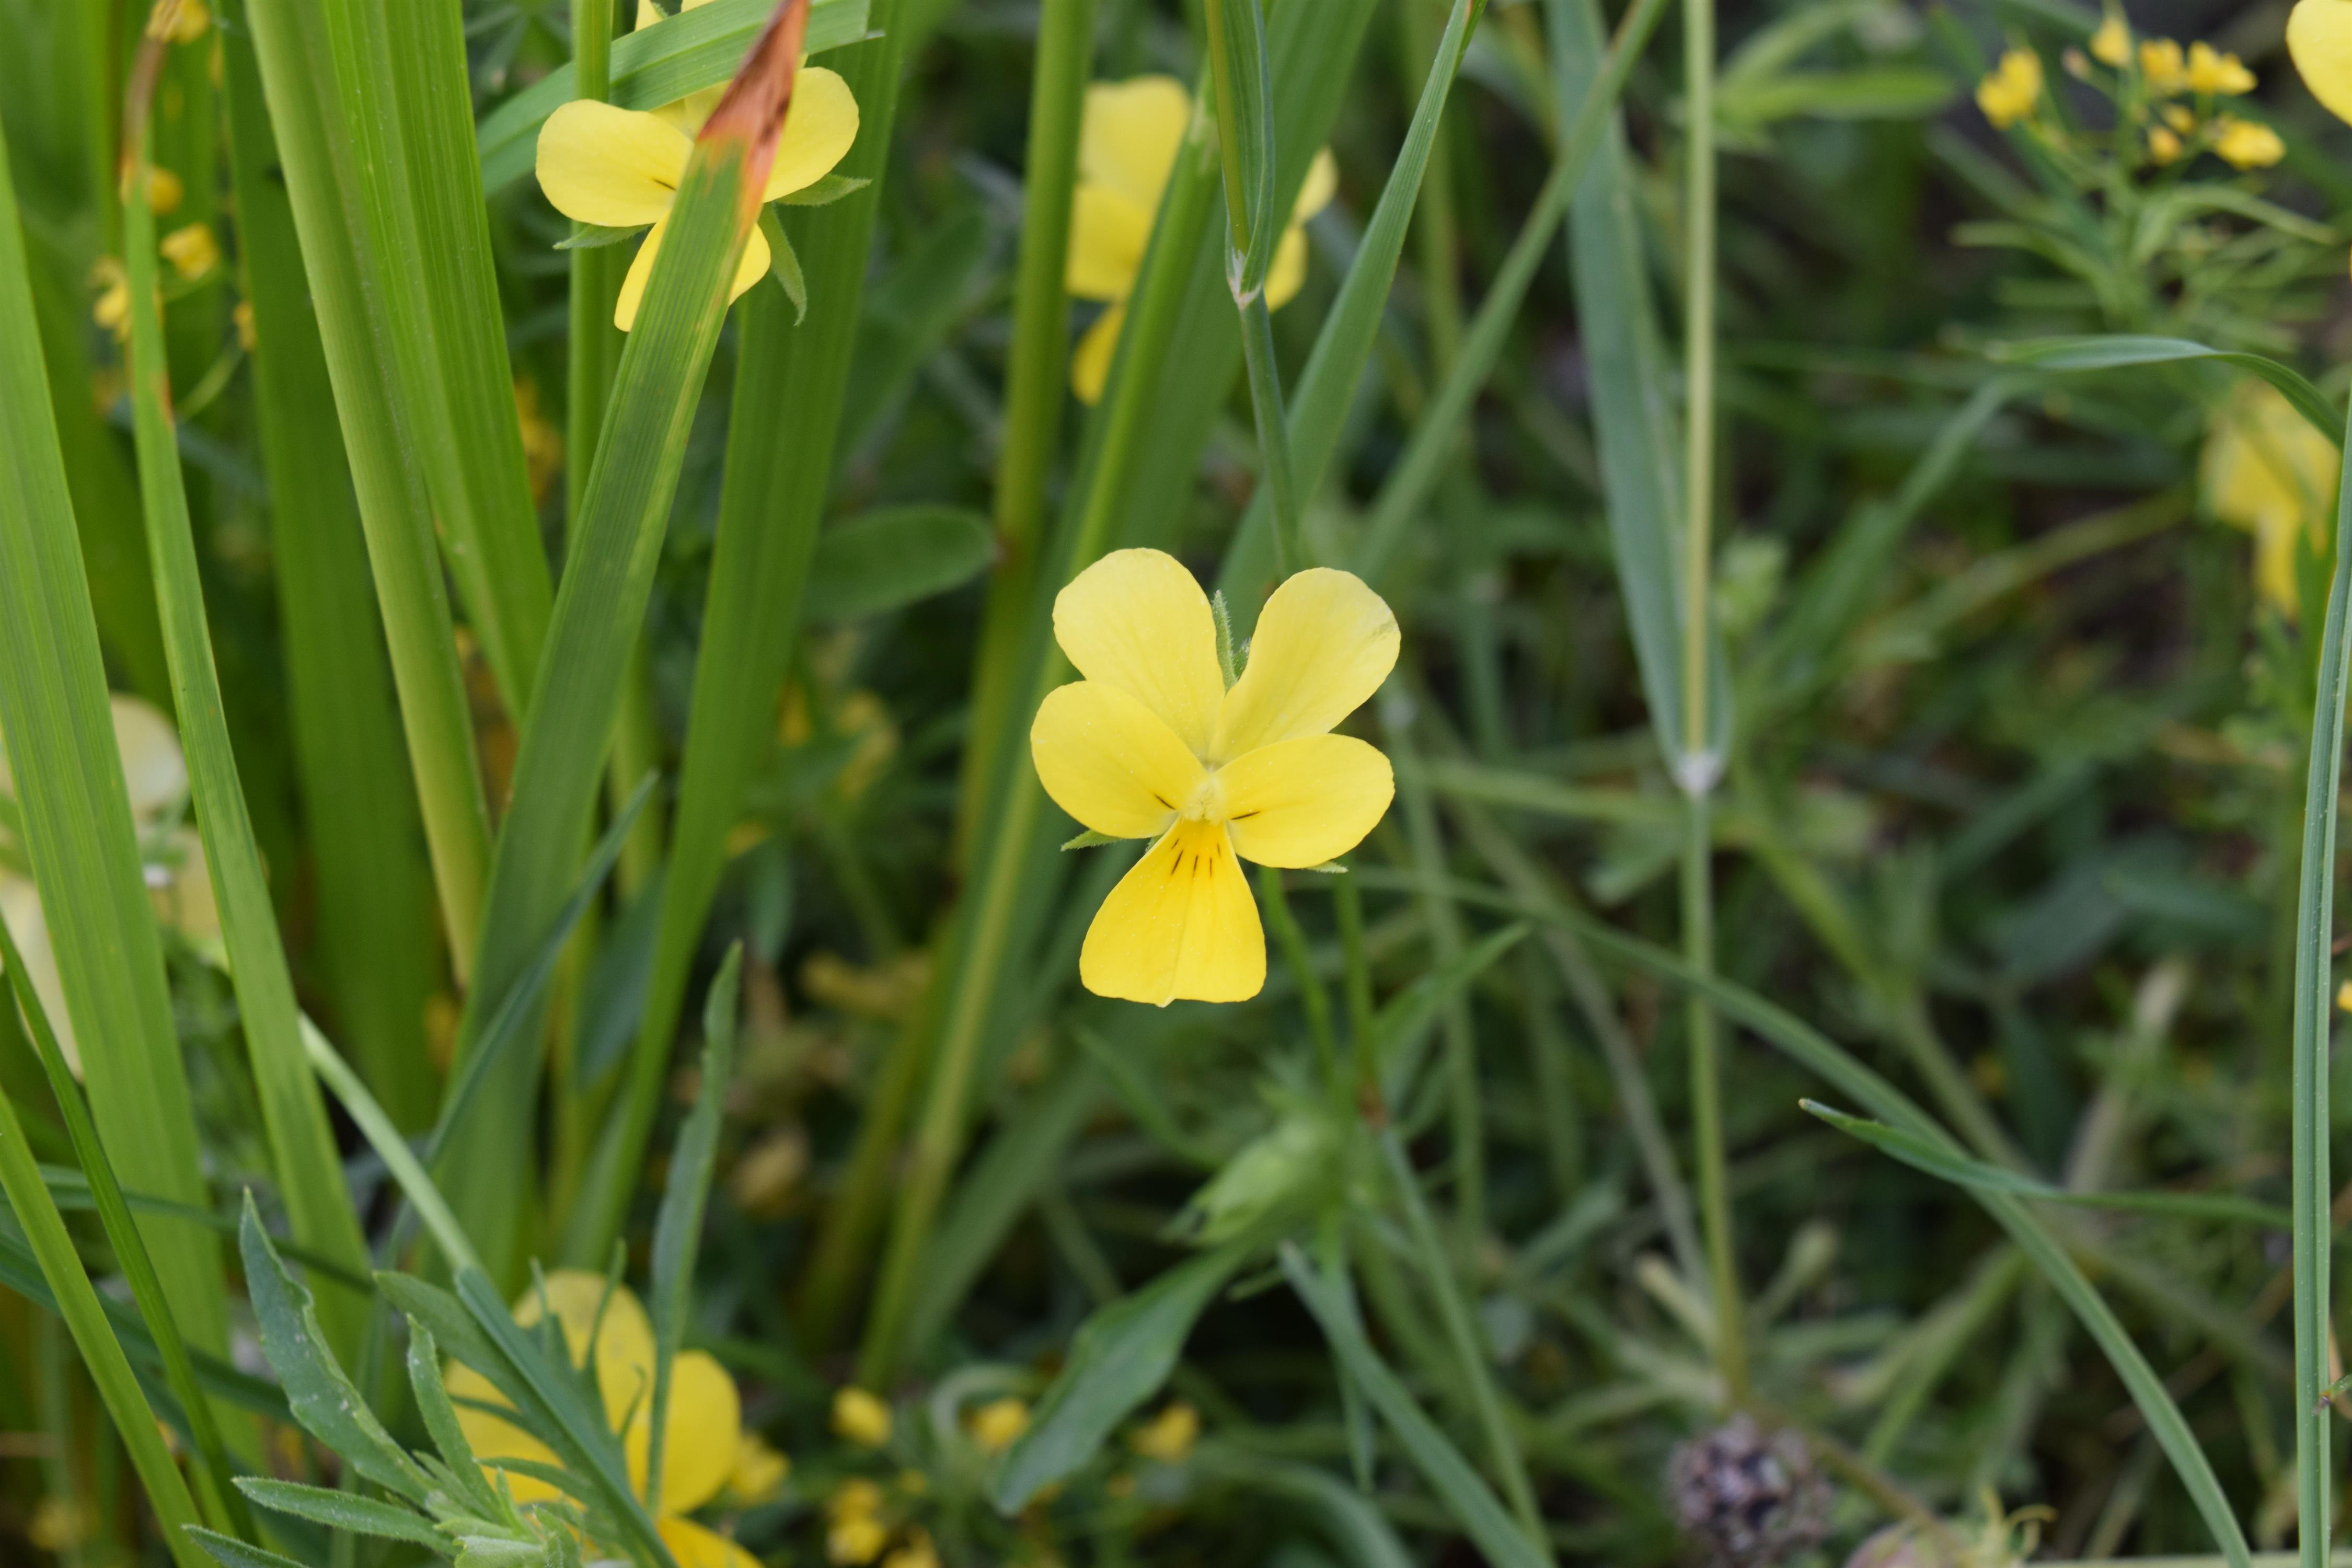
[
  {"xmin": 533, "ymin": 9, "xmax": 859, "ymax": 331},
  {"xmin": 1976, "ymin": 49, "xmax": 2044, "ymax": 129},
  {"xmin": 447, "ymin": 1271, "xmax": 771, "ymax": 1568},
  {"xmin": 2147, "ymin": 125, "xmax": 2183, "ymax": 164},
  {"xmin": 2089, "ymin": 15, "xmax": 2130, "ymax": 67},
  {"xmin": 1064, "ymin": 77, "xmax": 1336, "ymax": 403},
  {"xmin": 966, "ymin": 1397, "xmax": 1029, "ymax": 1454},
  {"xmin": 2140, "ymin": 37, "xmax": 2187, "ymax": 93},
  {"xmin": 1, "ymin": 695, "xmax": 218, "ymax": 1073},
  {"xmin": 2187, "ymin": 41, "xmax": 2256, "ymax": 95},
  {"xmin": 832, "ymin": 1385, "xmax": 894, "ymax": 1448},
  {"xmin": 1031, "ymin": 550, "xmax": 1397, "ymax": 1005},
  {"xmin": 1129, "ymin": 1402, "xmax": 1200, "ymax": 1464},
  {"xmin": 826, "ymin": 1478, "xmax": 889, "ymax": 1564},
  {"xmin": 2203, "ymin": 380, "xmax": 2341, "ymax": 616},
  {"xmin": 159, "ymin": 223, "xmax": 219, "ymax": 282},
  {"xmin": 2214, "ymin": 117, "xmax": 2286, "ymax": 168}
]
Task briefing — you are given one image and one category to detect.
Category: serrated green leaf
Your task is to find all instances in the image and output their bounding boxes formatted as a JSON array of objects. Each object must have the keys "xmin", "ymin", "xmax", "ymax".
[
  {"xmin": 186, "ymin": 1528, "xmax": 311, "ymax": 1568},
  {"xmin": 409, "ymin": 1323, "xmax": 502, "ymax": 1517},
  {"xmin": 234, "ymin": 1480, "xmax": 453, "ymax": 1553}
]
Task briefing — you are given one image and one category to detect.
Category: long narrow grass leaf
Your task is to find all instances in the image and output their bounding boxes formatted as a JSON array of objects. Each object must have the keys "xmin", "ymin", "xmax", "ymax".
[{"xmin": 1988, "ymin": 336, "xmax": 2340, "ymax": 441}]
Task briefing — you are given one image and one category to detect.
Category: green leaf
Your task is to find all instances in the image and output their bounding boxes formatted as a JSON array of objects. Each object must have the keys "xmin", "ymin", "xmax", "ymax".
[
  {"xmin": 1377, "ymin": 923, "xmax": 1528, "ymax": 1106},
  {"xmin": 805, "ymin": 506, "xmax": 997, "ymax": 621},
  {"xmin": 994, "ymin": 1240, "xmax": 1255, "ymax": 1512},
  {"xmin": 556, "ymin": 223, "xmax": 652, "ymax": 251},
  {"xmin": 408, "ymin": 1323, "xmax": 503, "ymax": 1517},
  {"xmin": 759, "ymin": 207, "xmax": 809, "ymax": 322},
  {"xmin": 301, "ymin": 1017, "xmax": 485, "ymax": 1279},
  {"xmin": 1986, "ymin": 336, "xmax": 2342, "ymax": 442},
  {"xmin": 475, "ymin": 0, "xmax": 874, "ymax": 192},
  {"xmin": 1190, "ymin": 1448, "xmax": 1417, "ymax": 1568},
  {"xmin": 187, "ymin": 1529, "xmax": 312, "ymax": 1568},
  {"xmin": 1717, "ymin": 67, "xmax": 1956, "ymax": 125},
  {"xmin": 646, "ymin": 948, "xmax": 742, "ymax": 1514},
  {"xmin": 1280, "ymin": 1246, "xmax": 1551, "ymax": 1568},
  {"xmin": 776, "ymin": 172, "xmax": 872, "ymax": 207},
  {"xmin": 1201, "ymin": 0, "xmax": 1280, "ymax": 296},
  {"xmin": 121, "ymin": 110, "xmax": 375, "ymax": 1368},
  {"xmin": 234, "ymin": 1481, "xmax": 452, "ymax": 1553},
  {"xmin": 1060, "ymin": 829, "xmax": 1120, "ymax": 850},
  {"xmin": 239, "ymin": 1198, "xmax": 436, "ymax": 1506},
  {"xmin": 0, "ymin": 107, "xmax": 230, "ymax": 1388}
]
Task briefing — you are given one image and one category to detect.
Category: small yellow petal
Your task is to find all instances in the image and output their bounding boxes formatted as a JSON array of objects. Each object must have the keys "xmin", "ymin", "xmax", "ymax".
[
  {"xmin": 615, "ymin": 213, "xmax": 769, "ymax": 331},
  {"xmin": 1291, "ymin": 147, "xmax": 1338, "ymax": 223},
  {"xmin": 630, "ymin": 1351, "xmax": 740, "ymax": 1513},
  {"xmin": 1213, "ymin": 568, "xmax": 1399, "ymax": 759},
  {"xmin": 0, "ymin": 880, "xmax": 76, "ymax": 1075},
  {"xmin": 2215, "ymin": 117, "xmax": 2286, "ymax": 168},
  {"xmin": 2140, "ymin": 37, "xmax": 2185, "ymax": 93},
  {"xmin": 762, "ymin": 66, "xmax": 861, "ymax": 200},
  {"xmin": 726, "ymin": 1432, "xmax": 790, "ymax": 1502},
  {"xmin": 966, "ymin": 1397, "xmax": 1029, "ymax": 1453},
  {"xmin": 1066, "ymin": 185, "xmax": 1153, "ymax": 302},
  {"xmin": 2089, "ymin": 15, "xmax": 2130, "ymax": 67},
  {"xmin": 1080, "ymin": 820, "xmax": 1264, "ymax": 1005},
  {"xmin": 1070, "ymin": 299, "xmax": 1126, "ymax": 404},
  {"xmin": 1216, "ymin": 734, "xmax": 1393, "ymax": 869},
  {"xmin": 1264, "ymin": 224, "xmax": 1310, "ymax": 310},
  {"xmin": 536, "ymin": 100, "xmax": 691, "ymax": 227},
  {"xmin": 1130, "ymin": 1402, "xmax": 1199, "ymax": 1463},
  {"xmin": 1080, "ymin": 76, "xmax": 1192, "ymax": 212},
  {"xmin": 1053, "ymin": 548, "xmax": 1227, "ymax": 758},
  {"xmin": 159, "ymin": 224, "xmax": 218, "ymax": 282},
  {"xmin": 111, "ymin": 695, "xmax": 188, "ymax": 821},
  {"xmin": 1031, "ymin": 681, "xmax": 1203, "ymax": 840},
  {"xmin": 659, "ymin": 1516, "xmax": 761, "ymax": 1568},
  {"xmin": 832, "ymin": 1387, "xmax": 893, "ymax": 1448}
]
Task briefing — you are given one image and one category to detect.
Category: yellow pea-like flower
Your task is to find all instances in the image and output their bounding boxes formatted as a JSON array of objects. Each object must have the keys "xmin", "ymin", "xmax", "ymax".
[
  {"xmin": 1129, "ymin": 1401, "xmax": 1200, "ymax": 1464},
  {"xmin": 2202, "ymin": 379, "xmax": 2341, "ymax": 617},
  {"xmin": 2293, "ymin": 0, "xmax": 2352, "ymax": 124},
  {"xmin": 1030, "ymin": 549, "xmax": 1399, "ymax": 1006},
  {"xmin": 1975, "ymin": 49, "xmax": 2044, "ymax": 130},
  {"xmin": 533, "ymin": 6, "xmax": 859, "ymax": 331},
  {"xmin": 2146, "ymin": 125, "xmax": 2183, "ymax": 164},
  {"xmin": 2140, "ymin": 37, "xmax": 2187, "ymax": 93},
  {"xmin": 965, "ymin": 1397, "xmax": 1029, "ymax": 1454},
  {"xmin": 159, "ymin": 222, "xmax": 220, "ymax": 282},
  {"xmin": 2186, "ymin": 41, "xmax": 2256, "ymax": 95},
  {"xmin": 2213, "ymin": 116, "xmax": 2287, "ymax": 168},
  {"xmin": 445, "ymin": 1271, "xmax": 771, "ymax": 1568},
  {"xmin": 832, "ymin": 1385, "xmax": 894, "ymax": 1447},
  {"xmin": 1064, "ymin": 77, "xmax": 1339, "ymax": 404},
  {"xmin": 2089, "ymin": 15, "xmax": 2130, "ymax": 67}
]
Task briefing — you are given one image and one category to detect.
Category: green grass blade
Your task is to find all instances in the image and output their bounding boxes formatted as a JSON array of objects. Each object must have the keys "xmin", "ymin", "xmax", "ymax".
[
  {"xmin": 221, "ymin": 30, "xmax": 440, "ymax": 1134},
  {"xmin": 239, "ymin": 0, "xmax": 494, "ymax": 978},
  {"xmin": 1214, "ymin": 0, "xmax": 1484, "ymax": 612},
  {"xmin": 477, "ymin": 0, "xmax": 873, "ymax": 192},
  {"xmin": 300, "ymin": 1015, "xmax": 485, "ymax": 1281},
  {"xmin": 562, "ymin": 0, "xmax": 913, "ymax": 1270},
  {"xmin": 120, "ymin": 85, "xmax": 373, "ymax": 1365},
  {"xmin": 460, "ymin": 1, "xmax": 812, "ymax": 1282},
  {"xmin": 2288, "ymin": 403, "xmax": 2352, "ymax": 1568},
  {"xmin": 644, "ymin": 948, "xmax": 740, "ymax": 1516},
  {"xmin": 1281, "ymin": 1244, "xmax": 1552, "ymax": 1568},
  {"xmin": 0, "ymin": 97, "xmax": 229, "ymax": 1371},
  {"xmin": 0, "ymin": 1073, "xmax": 210, "ymax": 1568},
  {"xmin": 1987, "ymin": 336, "xmax": 2341, "ymax": 441}
]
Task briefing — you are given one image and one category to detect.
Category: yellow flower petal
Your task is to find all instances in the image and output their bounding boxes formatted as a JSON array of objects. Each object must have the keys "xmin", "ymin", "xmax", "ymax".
[
  {"xmin": 1070, "ymin": 299, "xmax": 1126, "ymax": 404},
  {"xmin": 659, "ymin": 1516, "xmax": 761, "ymax": 1568},
  {"xmin": 1066, "ymin": 185, "xmax": 1153, "ymax": 302},
  {"xmin": 629, "ymin": 1350, "xmax": 741, "ymax": 1513},
  {"xmin": 615, "ymin": 216, "xmax": 771, "ymax": 331},
  {"xmin": 762, "ymin": 66, "xmax": 860, "ymax": 200},
  {"xmin": 1264, "ymin": 224, "xmax": 1310, "ymax": 310},
  {"xmin": 832, "ymin": 1387, "xmax": 893, "ymax": 1448},
  {"xmin": 110, "ymin": 696, "xmax": 187, "ymax": 822},
  {"xmin": 1213, "ymin": 568, "xmax": 1399, "ymax": 759},
  {"xmin": 535, "ymin": 100, "xmax": 692, "ymax": 227},
  {"xmin": 512, "ymin": 1269, "xmax": 656, "ymax": 1431},
  {"xmin": 445, "ymin": 1361, "xmax": 567, "ymax": 1505},
  {"xmin": 1216, "ymin": 734, "xmax": 1393, "ymax": 868},
  {"xmin": 1291, "ymin": 147, "xmax": 1338, "ymax": 223},
  {"xmin": 0, "ymin": 879, "xmax": 76, "ymax": 1075},
  {"xmin": 1080, "ymin": 819, "xmax": 1263, "ymax": 1005},
  {"xmin": 2291, "ymin": 0, "xmax": 2352, "ymax": 124},
  {"xmin": 1053, "ymin": 549, "xmax": 1227, "ymax": 758},
  {"xmin": 1079, "ymin": 76, "xmax": 1192, "ymax": 212},
  {"xmin": 1031, "ymin": 681, "xmax": 1204, "ymax": 840}
]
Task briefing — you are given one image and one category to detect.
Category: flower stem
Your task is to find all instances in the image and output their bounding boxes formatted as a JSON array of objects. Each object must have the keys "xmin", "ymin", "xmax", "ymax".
[
  {"xmin": 1260, "ymin": 866, "xmax": 1342, "ymax": 1102},
  {"xmin": 1679, "ymin": 0, "xmax": 1744, "ymax": 1407},
  {"xmin": 1239, "ymin": 297, "xmax": 1305, "ymax": 574}
]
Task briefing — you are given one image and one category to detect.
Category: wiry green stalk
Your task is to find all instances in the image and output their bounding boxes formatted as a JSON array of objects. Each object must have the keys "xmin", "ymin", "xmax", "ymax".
[
  {"xmin": 1676, "ymin": 0, "xmax": 1743, "ymax": 1408},
  {"xmin": 2290, "ymin": 408, "xmax": 2352, "ymax": 1568}
]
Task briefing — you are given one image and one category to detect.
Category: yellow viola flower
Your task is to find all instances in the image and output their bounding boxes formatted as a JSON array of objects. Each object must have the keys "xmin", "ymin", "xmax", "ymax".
[
  {"xmin": 2140, "ymin": 37, "xmax": 2187, "ymax": 93},
  {"xmin": 1, "ymin": 696, "xmax": 217, "ymax": 1074},
  {"xmin": 1064, "ymin": 77, "xmax": 1338, "ymax": 404},
  {"xmin": 2292, "ymin": 0, "xmax": 2352, "ymax": 124},
  {"xmin": 832, "ymin": 1386, "xmax": 894, "ymax": 1448},
  {"xmin": 2202, "ymin": 379, "xmax": 2341, "ymax": 616},
  {"xmin": 159, "ymin": 223, "xmax": 219, "ymax": 282},
  {"xmin": 446, "ymin": 1271, "xmax": 772, "ymax": 1568},
  {"xmin": 966, "ymin": 1397, "xmax": 1029, "ymax": 1454},
  {"xmin": 2214, "ymin": 116, "xmax": 2287, "ymax": 168},
  {"xmin": 1129, "ymin": 1402, "xmax": 1199, "ymax": 1464},
  {"xmin": 2186, "ymin": 41, "xmax": 2256, "ymax": 95},
  {"xmin": 1030, "ymin": 550, "xmax": 1398, "ymax": 1005},
  {"xmin": 1975, "ymin": 49, "xmax": 2044, "ymax": 130},
  {"xmin": 533, "ymin": 21, "xmax": 859, "ymax": 331},
  {"xmin": 2089, "ymin": 14, "xmax": 2130, "ymax": 67}
]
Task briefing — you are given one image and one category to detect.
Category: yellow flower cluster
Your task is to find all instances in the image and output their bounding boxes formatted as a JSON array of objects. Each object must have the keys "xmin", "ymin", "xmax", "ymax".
[
  {"xmin": 1999, "ymin": 14, "xmax": 2281, "ymax": 169},
  {"xmin": 1976, "ymin": 48, "xmax": 2044, "ymax": 130},
  {"xmin": 823, "ymin": 1477, "xmax": 936, "ymax": 1567}
]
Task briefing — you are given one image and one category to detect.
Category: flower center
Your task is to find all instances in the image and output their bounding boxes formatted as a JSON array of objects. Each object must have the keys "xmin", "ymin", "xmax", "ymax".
[{"xmin": 1177, "ymin": 771, "xmax": 1225, "ymax": 824}]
